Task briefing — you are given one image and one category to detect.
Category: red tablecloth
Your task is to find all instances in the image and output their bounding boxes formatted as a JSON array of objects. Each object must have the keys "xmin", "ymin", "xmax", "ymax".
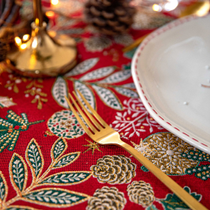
[{"xmin": 0, "ymin": 2, "xmax": 210, "ymax": 210}]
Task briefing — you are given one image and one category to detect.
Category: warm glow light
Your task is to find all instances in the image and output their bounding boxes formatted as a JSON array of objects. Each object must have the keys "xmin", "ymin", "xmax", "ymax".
[
  {"xmin": 46, "ymin": 11, "xmax": 55, "ymax": 18},
  {"xmin": 20, "ymin": 44, "xmax": 27, "ymax": 50},
  {"xmin": 196, "ymin": 1, "xmax": 210, "ymax": 16},
  {"xmin": 32, "ymin": 39, "xmax": 38, "ymax": 49},
  {"xmin": 163, "ymin": 0, "xmax": 178, "ymax": 11},
  {"xmin": 152, "ymin": 4, "xmax": 162, "ymax": 12},
  {"xmin": 48, "ymin": 30, "xmax": 56, "ymax": 37},
  {"xmin": 51, "ymin": 0, "xmax": 59, "ymax": 6},
  {"xmin": 35, "ymin": 18, "xmax": 39, "ymax": 25},
  {"xmin": 22, "ymin": 34, "xmax": 30, "ymax": 42},
  {"xmin": 29, "ymin": 54, "xmax": 37, "ymax": 69},
  {"xmin": 15, "ymin": 37, "xmax": 22, "ymax": 46}
]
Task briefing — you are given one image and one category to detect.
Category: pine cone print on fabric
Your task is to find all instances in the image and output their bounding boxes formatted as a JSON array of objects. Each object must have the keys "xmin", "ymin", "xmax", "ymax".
[
  {"xmin": 84, "ymin": 0, "xmax": 136, "ymax": 35},
  {"xmin": 87, "ymin": 186, "xmax": 126, "ymax": 210},
  {"xmin": 127, "ymin": 180, "xmax": 155, "ymax": 207},
  {"xmin": 90, "ymin": 155, "xmax": 136, "ymax": 184}
]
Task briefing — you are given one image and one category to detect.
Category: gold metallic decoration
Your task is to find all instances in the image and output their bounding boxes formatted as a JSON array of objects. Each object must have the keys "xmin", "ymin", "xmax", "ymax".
[
  {"xmin": 5, "ymin": 0, "xmax": 77, "ymax": 78},
  {"xmin": 179, "ymin": 0, "xmax": 210, "ymax": 18},
  {"xmin": 83, "ymin": 139, "xmax": 102, "ymax": 155}
]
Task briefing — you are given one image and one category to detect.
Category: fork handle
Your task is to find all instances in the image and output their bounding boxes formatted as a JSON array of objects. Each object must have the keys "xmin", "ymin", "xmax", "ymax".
[{"xmin": 120, "ymin": 142, "xmax": 207, "ymax": 210}]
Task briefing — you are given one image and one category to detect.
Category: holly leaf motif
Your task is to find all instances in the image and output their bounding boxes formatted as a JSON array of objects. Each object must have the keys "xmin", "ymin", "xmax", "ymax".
[
  {"xmin": 92, "ymin": 85, "xmax": 123, "ymax": 110},
  {"xmin": 26, "ymin": 138, "xmax": 44, "ymax": 180},
  {"xmin": 39, "ymin": 171, "xmax": 92, "ymax": 185},
  {"xmin": 160, "ymin": 186, "xmax": 201, "ymax": 209},
  {"xmin": 51, "ymin": 138, "xmax": 67, "ymax": 161},
  {"xmin": 65, "ymin": 58, "xmax": 99, "ymax": 77},
  {"xmin": 22, "ymin": 188, "xmax": 89, "ymax": 207},
  {"xmin": 99, "ymin": 70, "xmax": 131, "ymax": 84},
  {"xmin": 52, "ymin": 77, "xmax": 69, "ymax": 108},
  {"xmin": 80, "ymin": 66, "xmax": 115, "ymax": 81},
  {"xmin": 53, "ymin": 152, "xmax": 80, "ymax": 169},
  {"xmin": 9, "ymin": 153, "xmax": 28, "ymax": 194},
  {"xmin": 0, "ymin": 171, "xmax": 8, "ymax": 202},
  {"xmin": 74, "ymin": 81, "xmax": 95, "ymax": 109},
  {"xmin": 114, "ymin": 87, "xmax": 138, "ymax": 98}
]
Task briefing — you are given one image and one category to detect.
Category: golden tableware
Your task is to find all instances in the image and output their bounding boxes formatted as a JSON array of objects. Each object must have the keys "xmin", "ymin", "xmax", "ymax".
[
  {"xmin": 65, "ymin": 90, "xmax": 208, "ymax": 210},
  {"xmin": 5, "ymin": 0, "xmax": 77, "ymax": 77}
]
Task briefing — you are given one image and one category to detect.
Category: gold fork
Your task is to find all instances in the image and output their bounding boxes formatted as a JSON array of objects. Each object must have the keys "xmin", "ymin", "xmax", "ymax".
[{"xmin": 65, "ymin": 91, "xmax": 207, "ymax": 210}]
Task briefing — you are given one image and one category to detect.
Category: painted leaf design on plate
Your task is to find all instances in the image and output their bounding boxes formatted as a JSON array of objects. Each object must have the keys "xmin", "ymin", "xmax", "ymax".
[
  {"xmin": 80, "ymin": 66, "xmax": 115, "ymax": 81},
  {"xmin": 51, "ymin": 137, "xmax": 67, "ymax": 160},
  {"xmin": 74, "ymin": 81, "xmax": 95, "ymax": 109},
  {"xmin": 26, "ymin": 139, "xmax": 44, "ymax": 179},
  {"xmin": 99, "ymin": 70, "xmax": 131, "ymax": 84},
  {"xmin": 65, "ymin": 58, "xmax": 99, "ymax": 77},
  {"xmin": 0, "ymin": 171, "xmax": 7, "ymax": 202},
  {"xmin": 52, "ymin": 77, "xmax": 69, "ymax": 108},
  {"xmin": 9, "ymin": 153, "xmax": 28, "ymax": 193},
  {"xmin": 40, "ymin": 171, "xmax": 92, "ymax": 185},
  {"xmin": 114, "ymin": 87, "xmax": 138, "ymax": 98},
  {"xmin": 53, "ymin": 152, "xmax": 80, "ymax": 169},
  {"xmin": 92, "ymin": 85, "xmax": 123, "ymax": 110},
  {"xmin": 22, "ymin": 188, "xmax": 89, "ymax": 207}
]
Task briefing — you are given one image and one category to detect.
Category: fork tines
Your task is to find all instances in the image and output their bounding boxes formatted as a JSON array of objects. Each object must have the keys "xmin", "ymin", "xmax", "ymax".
[{"xmin": 65, "ymin": 91, "xmax": 107, "ymax": 137}]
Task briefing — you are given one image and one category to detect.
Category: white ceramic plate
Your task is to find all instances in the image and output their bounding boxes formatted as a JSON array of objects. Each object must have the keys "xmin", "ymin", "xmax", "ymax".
[{"xmin": 132, "ymin": 15, "xmax": 210, "ymax": 154}]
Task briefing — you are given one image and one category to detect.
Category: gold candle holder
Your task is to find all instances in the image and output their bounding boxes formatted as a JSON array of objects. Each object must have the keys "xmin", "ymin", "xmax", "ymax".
[{"xmin": 5, "ymin": 0, "xmax": 77, "ymax": 77}]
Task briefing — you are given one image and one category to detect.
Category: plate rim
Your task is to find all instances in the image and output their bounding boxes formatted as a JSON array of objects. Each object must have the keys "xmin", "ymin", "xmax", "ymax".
[{"xmin": 131, "ymin": 14, "xmax": 210, "ymax": 154}]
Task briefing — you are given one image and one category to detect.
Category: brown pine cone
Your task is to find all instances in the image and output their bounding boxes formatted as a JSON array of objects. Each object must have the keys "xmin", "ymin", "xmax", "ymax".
[
  {"xmin": 86, "ymin": 186, "xmax": 126, "ymax": 210},
  {"xmin": 127, "ymin": 180, "xmax": 155, "ymax": 207},
  {"xmin": 84, "ymin": 0, "xmax": 136, "ymax": 35},
  {"xmin": 90, "ymin": 155, "xmax": 136, "ymax": 184}
]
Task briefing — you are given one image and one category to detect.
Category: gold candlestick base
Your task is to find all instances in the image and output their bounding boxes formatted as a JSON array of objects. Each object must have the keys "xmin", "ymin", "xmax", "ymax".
[{"xmin": 5, "ymin": 22, "xmax": 77, "ymax": 77}]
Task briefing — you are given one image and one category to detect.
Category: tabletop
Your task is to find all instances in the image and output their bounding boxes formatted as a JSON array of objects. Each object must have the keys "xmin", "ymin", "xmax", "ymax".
[{"xmin": 0, "ymin": 1, "xmax": 210, "ymax": 210}]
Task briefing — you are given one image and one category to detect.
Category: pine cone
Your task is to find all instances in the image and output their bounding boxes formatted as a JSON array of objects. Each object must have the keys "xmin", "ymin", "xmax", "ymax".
[
  {"xmin": 90, "ymin": 155, "xmax": 136, "ymax": 184},
  {"xmin": 127, "ymin": 181, "xmax": 155, "ymax": 207},
  {"xmin": 86, "ymin": 186, "xmax": 126, "ymax": 210},
  {"xmin": 84, "ymin": 0, "xmax": 136, "ymax": 35}
]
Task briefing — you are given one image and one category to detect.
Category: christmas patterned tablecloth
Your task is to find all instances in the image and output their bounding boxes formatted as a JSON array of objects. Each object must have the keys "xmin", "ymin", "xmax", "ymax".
[{"xmin": 0, "ymin": 2, "xmax": 210, "ymax": 210}]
